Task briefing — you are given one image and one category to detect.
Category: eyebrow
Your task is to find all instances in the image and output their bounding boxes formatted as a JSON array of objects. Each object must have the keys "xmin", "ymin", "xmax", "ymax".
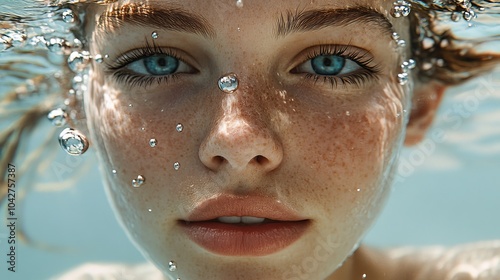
[
  {"xmin": 275, "ymin": 7, "xmax": 393, "ymax": 38},
  {"xmin": 98, "ymin": 3, "xmax": 216, "ymax": 38}
]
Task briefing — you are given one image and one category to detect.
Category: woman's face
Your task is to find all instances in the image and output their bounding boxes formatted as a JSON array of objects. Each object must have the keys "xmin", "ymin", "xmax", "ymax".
[{"xmin": 83, "ymin": 0, "xmax": 411, "ymax": 279}]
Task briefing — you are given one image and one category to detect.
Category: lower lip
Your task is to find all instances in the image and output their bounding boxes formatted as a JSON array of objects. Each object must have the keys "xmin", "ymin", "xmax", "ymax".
[{"xmin": 180, "ymin": 220, "xmax": 310, "ymax": 256}]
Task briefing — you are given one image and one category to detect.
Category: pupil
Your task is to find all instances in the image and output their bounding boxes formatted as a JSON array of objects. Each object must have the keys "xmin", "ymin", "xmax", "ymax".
[
  {"xmin": 158, "ymin": 58, "xmax": 166, "ymax": 67},
  {"xmin": 323, "ymin": 57, "xmax": 332, "ymax": 67}
]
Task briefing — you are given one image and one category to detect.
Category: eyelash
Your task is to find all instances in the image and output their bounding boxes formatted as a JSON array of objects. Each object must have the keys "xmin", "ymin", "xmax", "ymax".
[
  {"xmin": 104, "ymin": 39, "xmax": 189, "ymax": 88},
  {"xmin": 103, "ymin": 41, "xmax": 380, "ymax": 88},
  {"xmin": 296, "ymin": 44, "xmax": 381, "ymax": 88}
]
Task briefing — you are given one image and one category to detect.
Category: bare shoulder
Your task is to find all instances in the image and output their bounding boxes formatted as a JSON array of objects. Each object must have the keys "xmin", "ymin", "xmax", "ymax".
[
  {"xmin": 385, "ymin": 240, "xmax": 500, "ymax": 280},
  {"xmin": 53, "ymin": 262, "xmax": 166, "ymax": 280}
]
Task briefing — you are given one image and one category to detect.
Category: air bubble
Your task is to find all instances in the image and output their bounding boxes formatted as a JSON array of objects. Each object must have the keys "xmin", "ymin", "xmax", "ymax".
[
  {"xmin": 173, "ymin": 162, "xmax": 180, "ymax": 170},
  {"xmin": 67, "ymin": 51, "xmax": 90, "ymax": 72},
  {"xmin": 47, "ymin": 108, "xmax": 67, "ymax": 126},
  {"xmin": 132, "ymin": 175, "xmax": 145, "ymax": 188},
  {"xmin": 398, "ymin": 72, "xmax": 409, "ymax": 85},
  {"xmin": 218, "ymin": 73, "xmax": 239, "ymax": 93},
  {"xmin": 451, "ymin": 12, "xmax": 461, "ymax": 22},
  {"xmin": 390, "ymin": 0, "xmax": 411, "ymax": 18},
  {"xmin": 149, "ymin": 138, "xmax": 157, "ymax": 147},
  {"xmin": 236, "ymin": 0, "xmax": 243, "ymax": 8},
  {"xmin": 152, "ymin": 31, "xmax": 159, "ymax": 39},
  {"xmin": 463, "ymin": 10, "xmax": 476, "ymax": 21},
  {"xmin": 58, "ymin": 128, "xmax": 89, "ymax": 156},
  {"xmin": 61, "ymin": 9, "xmax": 75, "ymax": 23},
  {"xmin": 46, "ymin": 37, "xmax": 66, "ymax": 53},
  {"xmin": 176, "ymin": 123, "xmax": 183, "ymax": 132},
  {"xmin": 168, "ymin": 261, "xmax": 177, "ymax": 272},
  {"xmin": 94, "ymin": 54, "xmax": 103, "ymax": 63}
]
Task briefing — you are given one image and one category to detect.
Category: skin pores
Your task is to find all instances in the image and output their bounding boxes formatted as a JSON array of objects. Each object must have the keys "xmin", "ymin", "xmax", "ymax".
[{"xmin": 82, "ymin": 1, "xmax": 412, "ymax": 279}]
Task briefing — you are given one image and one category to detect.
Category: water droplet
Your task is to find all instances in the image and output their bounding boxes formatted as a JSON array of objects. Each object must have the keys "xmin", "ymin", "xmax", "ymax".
[
  {"xmin": 148, "ymin": 208, "xmax": 152, "ymax": 212},
  {"xmin": 463, "ymin": 10, "xmax": 475, "ymax": 21},
  {"xmin": 149, "ymin": 138, "xmax": 157, "ymax": 147},
  {"xmin": 58, "ymin": 128, "xmax": 89, "ymax": 156},
  {"xmin": 390, "ymin": 0, "xmax": 411, "ymax": 18},
  {"xmin": 104, "ymin": 54, "xmax": 110, "ymax": 58},
  {"xmin": 68, "ymin": 51, "xmax": 90, "ymax": 72},
  {"xmin": 168, "ymin": 260, "xmax": 177, "ymax": 272},
  {"xmin": 391, "ymin": 32, "xmax": 400, "ymax": 41},
  {"xmin": 345, "ymin": 111, "xmax": 350, "ymax": 116},
  {"xmin": 173, "ymin": 162, "xmax": 180, "ymax": 170},
  {"xmin": 397, "ymin": 39, "xmax": 406, "ymax": 47},
  {"xmin": 401, "ymin": 59, "xmax": 416, "ymax": 73},
  {"xmin": 151, "ymin": 31, "xmax": 159, "ymax": 39},
  {"xmin": 398, "ymin": 72, "xmax": 409, "ymax": 85},
  {"xmin": 451, "ymin": 12, "xmax": 461, "ymax": 22},
  {"xmin": 94, "ymin": 54, "xmax": 103, "ymax": 63},
  {"xmin": 362, "ymin": 273, "xmax": 367, "ymax": 279},
  {"xmin": 46, "ymin": 37, "xmax": 66, "ymax": 53},
  {"xmin": 61, "ymin": 9, "xmax": 75, "ymax": 23},
  {"xmin": 176, "ymin": 123, "xmax": 183, "ymax": 132},
  {"xmin": 218, "ymin": 73, "xmax": 239, "ymax": 93},
  {"xmin": 112, "ymin": 169, "xmax": 117, "ymax": 175},
  {"xmin": 357, "ymin": 188, "xmax": 361, "ymax": 192},
  {"xmin": 236, "ymin": 0, "xmax": 243, "ymax": 8},
  {"xmin": 132, "ymin": 175, "xmax": 145, "ymax": 188},
  {"xmin": 47, "ymin": 108, "xmax": 67, "ymax": 126}
]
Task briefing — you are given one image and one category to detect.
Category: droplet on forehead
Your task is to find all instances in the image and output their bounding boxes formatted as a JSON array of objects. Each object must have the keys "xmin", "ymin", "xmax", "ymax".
[
  {"xmin": 93, "ymin": 54, "xmax": 103, "ymax": 63},
  {"xmin": 236, "ymin": 0, "xmax": 243, "ymax": 8},
  {"xmin": 168, "ymin": 261, "xmax": 177, "ymax": 272},
  {"xmin": 218, "ymin": 73, "xmax": 239, "ymax": 93},
  {"xmin": 151, "ymin": 31, "xmax": 159, "ymax": 39},
  {"xmin": 390, "ymin": 0, "xmax": 411, "ymax": 18},
  {"xmin": 149, "ymin": 138, "xmax": 157, "ymax": 147},
  {"xmin": 47, "ymin": 108, "xmax": 67, "ymax": 127},
  {"xmin": 398, "ymin": 72, "xmax": 409, "ymax": 85},
  {"xmin": 68, "ymin": 51, "xmax": 90, "ymax": 73},
  {"xmin": 132, "ymin": 175, "xmax": 145, "ymax": 188},
  {"xmin": 176, "ymin": 123, "xmax": 183, "ymax": 132}
]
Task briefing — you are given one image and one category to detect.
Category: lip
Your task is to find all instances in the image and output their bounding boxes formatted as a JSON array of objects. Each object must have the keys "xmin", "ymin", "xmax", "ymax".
[{"xmin": 179, "ymin": 194, "xmax": 311, "ymax": 256}]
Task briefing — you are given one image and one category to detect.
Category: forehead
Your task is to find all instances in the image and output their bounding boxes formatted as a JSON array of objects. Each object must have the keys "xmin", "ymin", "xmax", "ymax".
[{"xmin": 95, "ymin": 0, "xmax": 397, "ymax": 40}]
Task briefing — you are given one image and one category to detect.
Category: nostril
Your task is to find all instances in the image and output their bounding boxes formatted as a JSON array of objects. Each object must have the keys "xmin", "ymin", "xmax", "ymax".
[
  {"xmin": 213, "ymin": 155, "xmax": 225, "ymax": 166},
  {"xmin": 254, "ymin": 155, "xmax": 269, "ymax": 165}
]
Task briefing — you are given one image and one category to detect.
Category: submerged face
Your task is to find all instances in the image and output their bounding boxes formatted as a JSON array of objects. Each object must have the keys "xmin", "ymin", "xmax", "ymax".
[{"xmin": 83, "ymin": 0, "xmax": 411, "ymax": 279}]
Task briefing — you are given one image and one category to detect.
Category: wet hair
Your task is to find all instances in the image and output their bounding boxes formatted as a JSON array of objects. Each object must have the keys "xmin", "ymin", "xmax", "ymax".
[{"xmin": 1, "ymin": 0, "xmax": 500, "ymax": 244}]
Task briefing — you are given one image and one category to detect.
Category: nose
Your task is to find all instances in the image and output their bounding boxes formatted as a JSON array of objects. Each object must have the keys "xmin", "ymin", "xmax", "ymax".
[{"xmin": 199, "ymin": 93, "xmax": 283, "ymax": 173}]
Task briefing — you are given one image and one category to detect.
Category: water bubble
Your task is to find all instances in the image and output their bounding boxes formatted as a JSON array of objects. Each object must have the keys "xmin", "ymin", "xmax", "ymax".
[
  {"xmin": 104, "ymin": 54, "xmax": 110, "ymax": 59},
  {"xmin": 149, "ymin": 138, "xmax": 157, "ymax": 147},
  {"xmin": 357, "ymin": 188, "xmax": 361, "ymax": 192},
  {"xmin": 148, "ymin": 208, "xmax": 152, "ymax": 212},
  {"xmin": 451, "ymin": 12, "xmax": 461, "ymax": 22},
  {"xmin": 94, "ymin": 54, "xmax": 103, "ymax": 63},
  {"xmin": 391, "ymin": 32, "xmax": 400, "ymax": 41},
  {"xmin": 132, "ymin": 175, "xmax": 145, "ymax": 188},
  {"xmin": 58, "ymin": 128, "xmax": 89, "ymax": 156},
  {"xmin": 397, "ymin": 39, "xmax": 406, "ymax": 48},
  {"xmin": 61, "ymin": 9, "xmax": 75, "ymax": 23},
  {"xmin": 397, "ymin": 72, "xmax": 409, "ymax": 85},
  {"xmin": 463, "ymin": 10, "xmax": 476, "ymax": 21},
  {"xmin": 218, "ymin": 73, "xmax": 239, "ymax": 93},
  {"xmin": 151, "ymin": 31, "xmax": 159, "ymax": 39},
  {"xmin": 168, "ymin": 261, "xmax": 177, "ymax": 272},
  {"xmin": 112, "ymin": 169, "xmax": 117, "ymax": 175},
  {"xmin": 236, "ymin": 0, "xmax": 243, "ymax": 8},
  {"xmin": 362, "ymin": 274, "xmax": 367, "ymax": 279},
  {"xmin": 68, "ymin": 51, "xmax": 90, "ymax": 72},
  {"xmin": 47, "ymin": 108, "xmax": 67, "ymax": 126},
  {"xmin": 401, "ymin": 59, "xmax": 416, "ymax": 73},
  {"xmin": 176, "ymin": 123, "xmax": 183, "ymax": 132},
  {"xmin": 173, "ymin": 162, "xmax": 180, "ymax": 170},
  {"xmin": 28, "ymin": 35, "xmax": 46, "ymax": 47},
  {"xmin": 46, "ymin": 37, "xmax": 66, "ymax": 53},
  {"xmin": 390, "ymin": 0, "xmax": 411, "ymax": 18}
]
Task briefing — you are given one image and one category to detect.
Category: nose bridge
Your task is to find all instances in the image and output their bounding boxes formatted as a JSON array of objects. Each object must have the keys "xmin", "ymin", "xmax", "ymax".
[{"xmin": 199, "ymin": 78, "xmax": 283, "ymax": 173}]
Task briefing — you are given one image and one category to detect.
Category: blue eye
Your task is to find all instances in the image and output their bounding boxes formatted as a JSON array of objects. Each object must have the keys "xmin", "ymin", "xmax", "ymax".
[
  {"xmin": 143, "ymin": 55, "xmax": 179, "ymax": 75},
  {"xmin": 124, "ymin": 53, "xmax": 192, "ymax": 76},
  {"xmin": 296, "ymin": 54, "xmax": 362, "ymax": 77},
  {"xmin": 311, "ymin": 55, "xmax": 345, "ymax": 75}
]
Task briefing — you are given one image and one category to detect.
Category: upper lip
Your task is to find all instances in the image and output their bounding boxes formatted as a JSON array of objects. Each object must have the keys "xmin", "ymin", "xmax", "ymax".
[{"xmin": 183, "ymin": 194, "xmax": 308, "ymax": 222}]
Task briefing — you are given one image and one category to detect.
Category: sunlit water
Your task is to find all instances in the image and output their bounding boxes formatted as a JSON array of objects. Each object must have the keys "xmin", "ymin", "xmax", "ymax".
[{"xmin": 1, "ymin": 0, "xmax": 500, "ymax": 279}]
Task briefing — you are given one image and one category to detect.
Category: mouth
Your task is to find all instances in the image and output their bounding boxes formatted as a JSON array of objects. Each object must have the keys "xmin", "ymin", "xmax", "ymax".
[{"xmin": 178, "ymin": 194, "xmax": 311, "ymax": 256}]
